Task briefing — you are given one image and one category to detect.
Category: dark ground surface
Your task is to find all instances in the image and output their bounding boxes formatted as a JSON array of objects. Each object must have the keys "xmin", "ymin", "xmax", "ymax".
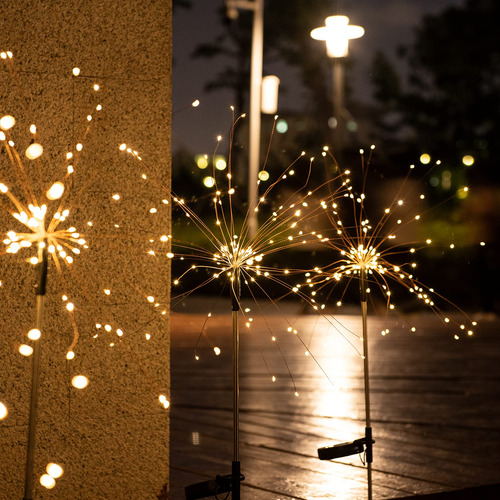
[{"xmin": 169, "ymin": 298, "xmax": 500, "ymax": 499}]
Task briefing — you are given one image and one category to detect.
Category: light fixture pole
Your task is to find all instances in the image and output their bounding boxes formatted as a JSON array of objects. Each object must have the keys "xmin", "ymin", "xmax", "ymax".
[
  {"xmin": 311, "ymin": 15, "xmax": 364, "ymax": 159},
  {"xmin": 226, "ymin": 0, "xmax": 264, "ymax": 238},
  {"xmin": 24, "ymin": 245, "xmax": 48, "ymax": 500}
]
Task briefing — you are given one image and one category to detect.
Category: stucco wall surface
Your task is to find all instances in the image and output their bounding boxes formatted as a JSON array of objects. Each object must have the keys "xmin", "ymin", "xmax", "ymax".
[{"xmin": 0, "ymin": 1, "xmax": 172, "ymax": 498}]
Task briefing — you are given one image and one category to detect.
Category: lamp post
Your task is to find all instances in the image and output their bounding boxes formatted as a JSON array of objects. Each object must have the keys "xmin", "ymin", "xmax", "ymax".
[
  {"xmin": 312, "ymin": 19, "xmax": 370, "ymax": 498},
  {"xmin": 226, "ymin": 0, "xmax": 264, "ymax": 239},
  {"xmin": 311, "ymin": 15, "xmax": 364, "ymax": 159}
]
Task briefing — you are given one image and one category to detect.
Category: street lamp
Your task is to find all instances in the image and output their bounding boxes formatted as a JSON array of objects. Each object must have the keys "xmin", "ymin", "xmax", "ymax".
[
  {"xmin": 225, "ymin": 0, "xmax": 264, "ymax": 239},
  {"xmin": 311, "ymin": 15, "xmax": 364, "ymax": 158}
]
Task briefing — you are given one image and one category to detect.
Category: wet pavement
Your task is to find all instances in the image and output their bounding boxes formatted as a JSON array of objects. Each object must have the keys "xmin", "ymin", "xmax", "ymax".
[{"xmin": 170, "ymin": 298, "xmax": 500, "ymax": 499}]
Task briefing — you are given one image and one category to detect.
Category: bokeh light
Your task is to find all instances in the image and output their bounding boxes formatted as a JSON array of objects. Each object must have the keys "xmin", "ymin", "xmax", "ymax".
[
  {"xmin": 419, "ymin": 153, "xmax": 431, "ymax": 164},
  {"xmin": 71, "ymin": 375, "xmax": 89, "ymax": 389},
  {"xmin": 40, "ymin": 474, "xmax": 55, "ymax": 489},
  {"xmin": 202, "ymin": 176, "xmax": 215, "ymax": 188},
  {"xmin": 462, "ymin": 154, "xmax": 474, "ymax": 166},
  {"xmin": 0, "ymin": 402, "xmax": 7, "ymax": 419},
  {"xmin": 46, "ymin": 463, "xmax": 64, "ymax": 479}
]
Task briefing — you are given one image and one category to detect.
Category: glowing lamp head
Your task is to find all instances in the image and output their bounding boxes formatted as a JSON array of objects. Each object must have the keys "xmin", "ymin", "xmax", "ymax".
[
  {"xmin": 311, "ymin": 15, "xmax": 364, "ymax": 58},
  {"xmin": 261, "ymin": 75, "xmax": 280, "ymax": 114},
  {"xmin": 0, "ymin": 115, "xmax": 16, "ymax": 130},
  {"xmin": 46, "ymin": 182, "xmax": 65, "ymax": 200},
  {"xmin": 25, "ymin": 143, "xmax": 43, "ymax": 160}
]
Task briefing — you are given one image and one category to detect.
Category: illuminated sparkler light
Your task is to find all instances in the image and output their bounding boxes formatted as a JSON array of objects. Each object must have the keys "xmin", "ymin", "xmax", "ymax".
[
  {"xmin": 299, "ymin": 146, "xmax": 480, "ymax": 499},
  {"xmin": 0, "ymin": 59, "xmax": 105, "ymax": 356},
  {"xmin": 306, "ymin": 146, "xmax": 478, "ymax": 338},
  {"xmin": 2, "ymin": 51, "xmax": 171, "ymax": 500},
  {"xmin": 120, "ymin": 112, "xmax": 349, "ymax": 390}
]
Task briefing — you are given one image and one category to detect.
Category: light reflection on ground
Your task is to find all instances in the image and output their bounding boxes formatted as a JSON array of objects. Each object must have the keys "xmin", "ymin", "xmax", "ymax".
[{"xmin": 171, "ymin": 302, "xmax": 500, "ymax": 499}]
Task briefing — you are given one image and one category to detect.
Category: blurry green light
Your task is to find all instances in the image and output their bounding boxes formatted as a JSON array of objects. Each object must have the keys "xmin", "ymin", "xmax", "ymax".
[
  {"xmin": 429, "ymin": 176, "xmax": 439, "ymax": 187},
  {"xmin": 346, "ymin": 120, "xmax": 358, "ymax": 132},
  {"xmin": 276, "ymin": 119, "xmax": 288, "ymax": 134},
  {"xmin": 195, "ymin": 155, "xmax": 208, "ymax": 169},
  {"xmin": 203, "ymin": 176, "xmax": 215, "ymax": 188}
]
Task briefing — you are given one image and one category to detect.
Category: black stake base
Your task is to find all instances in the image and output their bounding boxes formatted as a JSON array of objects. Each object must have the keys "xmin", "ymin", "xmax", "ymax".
[
  {"xmin": 184, "ymin": 465, "xmax": 244, "ymax": 500},
  {"xmin": 318, "ymin": 431, "xmax": 374, "ymax": 461},
  {"xmin": 232, "ymin": 460, "xmax": 241, "ymax": 500}
]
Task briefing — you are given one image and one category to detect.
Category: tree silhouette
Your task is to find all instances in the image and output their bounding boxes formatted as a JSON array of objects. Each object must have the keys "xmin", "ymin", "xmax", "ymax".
[{"xmin": 371, "ymin": 0, "xmax": 500, "ymax": 183}]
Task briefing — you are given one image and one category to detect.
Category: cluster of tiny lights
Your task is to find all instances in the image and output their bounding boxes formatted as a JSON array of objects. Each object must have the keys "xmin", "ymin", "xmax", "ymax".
[
  {"xmin": 120, "ymin": 121, "xmax": 479, "ymax": 409},
  {"xmin": 159, "ymin": 394, "xmax": 170, "ymax": 409},
  {"xmin": 118, "ymin": 115, "xmax": 354, "ymax": 394},
  {"xmin": 300, "ymin": 146, "xmax": 478, "ymax": 340},
  {"xmin": 0, "ymin": 59, "xmax": 111, "ymax": 362}
]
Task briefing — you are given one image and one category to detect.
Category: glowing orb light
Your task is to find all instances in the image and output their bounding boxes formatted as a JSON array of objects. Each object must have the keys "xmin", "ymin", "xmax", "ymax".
[
  {"xmin": 71, "ymin": 375, "xmax": 89, "ymax": 389},
  {"xmin": 159, "ymin": 394, "xmax": 170, "ymax": 409},
  {"xmin": 19, "ymin": 344, "xmax": 34, "ymax": 356},
  {"xmin": 0, "ymin": 115, "xmax": 16, "ymax": 130},
  {"xmin": 203, "ymin": 176, "xmax": 215, "ymax": 188},
  {"xmin": 258, "ymin": 170, "xmax": 269, "ymax": 181},
  {"xmin": 46, "ymin": 463, "xmax": 64, "ymax": 478},
  {"xmin": 420, "ymin": 153, "xmax": 431, "ymax": 164},
  {"xmin": 215, "ymin": 158, "xmax": 227, "ymax": 171},
  {"xmin": 462, "ymin": 155, "xmax": 474, "ymax": 166},
  {"xmin": 27, "ymin": 328, "xmax": 41, "ymax": 340},
  {"xmin": 46, "ymin": 182, "xmax": 65, "ymax": 200},
  {"xmin": 25, "ymin": 143, "xmax": 43, "ymax": 160},
  {"xmin": 0, "ymin": 402, "xmax": 7, "ymax": 419},
  {"xmin": 40, "ymin": 474, "xmax": 55, "ymax": 489}
]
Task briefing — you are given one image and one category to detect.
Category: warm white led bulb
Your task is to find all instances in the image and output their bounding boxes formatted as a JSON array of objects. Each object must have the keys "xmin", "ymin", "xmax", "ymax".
[
  {"xmin": 25, "ymin": 143, "xmax": 43, "ymax": 160},
  {"xmin": 27, "ymin": 328, "xmax": 41, "ymax": 340},
  {"xmin": 40, "ymin": 474, "xmax": 55, "ymax": 489},
  {"xmin": 0, "ymin": 115, "xmax": 15, "ymax": 130},
  {"xmin": 71, "ymin": 375, "xmax": 89, "ymax": 389},
  {"xmin": 46, "ymin": 182, "xmax": 65, "ymax": 200},
  {"xmin": 19, "ymin": 344, "xmax": 34, "ymax": 356},
  {"xmin": 46, "ymin": 463, "xmax": 64, "ymax": 479}
]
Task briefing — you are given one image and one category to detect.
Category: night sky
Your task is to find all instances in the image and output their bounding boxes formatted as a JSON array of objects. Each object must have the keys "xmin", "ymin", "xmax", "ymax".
[{"xmin": 172, "ymin": 0, "xmax": 465, "ymax": 154}]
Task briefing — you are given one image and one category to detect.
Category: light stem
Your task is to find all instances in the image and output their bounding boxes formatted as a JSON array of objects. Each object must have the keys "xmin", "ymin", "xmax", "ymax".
[
  {"xmin": 360, "ymin": 267, "xmax": 373, "ymax": 500},
  {"xmin": 231, "ymin": 269, "xmax": 241, "ymax": 499},
  {"xmin": 24, "ymin": 244, "xmax": 48, "ymax": 500}
]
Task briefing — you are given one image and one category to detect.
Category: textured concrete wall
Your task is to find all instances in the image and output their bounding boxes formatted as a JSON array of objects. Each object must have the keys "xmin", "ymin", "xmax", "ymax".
[{"xmin": 0, "ymin": 1, "xmax": 171, "ymax": 498}]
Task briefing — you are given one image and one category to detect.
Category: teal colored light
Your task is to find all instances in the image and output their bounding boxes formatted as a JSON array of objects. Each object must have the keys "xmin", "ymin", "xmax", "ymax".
[{"xmin": 276, "ymin": 119, "xmax": 288, "ymax": 134}]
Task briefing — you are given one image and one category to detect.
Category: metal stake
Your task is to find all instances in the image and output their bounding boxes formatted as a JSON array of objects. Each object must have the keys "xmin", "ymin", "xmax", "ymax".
[
  {"xmin": 24, "ymin": 246, "xmax": 48, "ymax": 500},
  {"xmin": 360, "ymin": 268, "xmax": 373, "ymax": 500},
  {"xmin": 231, "ymin": 271, "xmax": 241, "ymax": 499}
]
